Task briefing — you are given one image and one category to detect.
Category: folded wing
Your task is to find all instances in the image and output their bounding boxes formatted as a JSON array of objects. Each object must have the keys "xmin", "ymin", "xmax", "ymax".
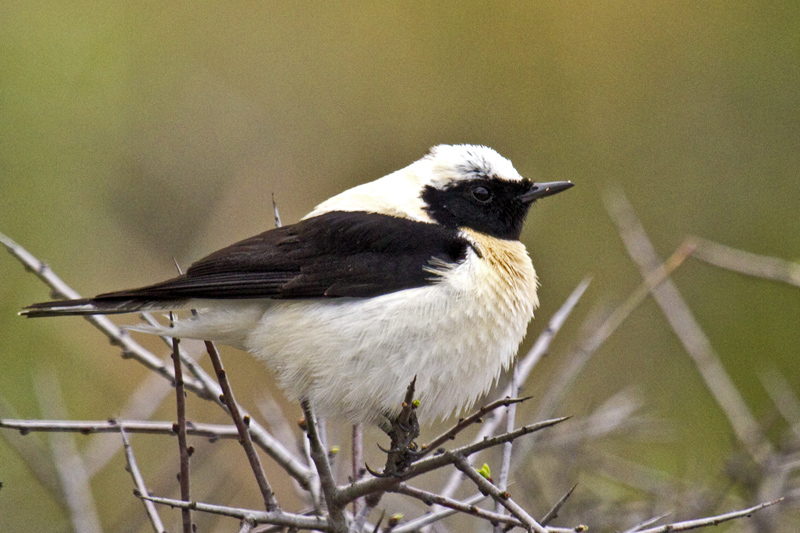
[{"xmin": 21, "ymin": 211, "xmax": 470, "ymax": 317}]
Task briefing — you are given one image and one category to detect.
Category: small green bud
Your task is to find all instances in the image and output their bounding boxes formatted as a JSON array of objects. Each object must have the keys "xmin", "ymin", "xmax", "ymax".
[{"xmin": 477, "ymin": 463, "xmax": 491, "ymax": 479}]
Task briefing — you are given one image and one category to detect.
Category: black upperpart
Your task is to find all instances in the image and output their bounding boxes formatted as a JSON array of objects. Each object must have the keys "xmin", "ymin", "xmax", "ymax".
[
  {"xmin": 421, "ymin": 177, "xmax": 537, "ymax": 240},
  {"xmin": 31, "ymin": 211, "xmax": 473, "ymax": 306}
]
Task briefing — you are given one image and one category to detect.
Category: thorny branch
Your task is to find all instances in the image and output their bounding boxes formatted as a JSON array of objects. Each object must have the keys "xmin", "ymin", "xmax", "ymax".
[
  {"xmin": 454, "ymin": 454, "xmax": 548, "ymax": 532},
  {"xmin": 0, "ymin": 418, "xmax": 240, "ymax": 438},
  {"xmin": 494, "ymin": 367, "xmax": 520, "ymax": 531},
  {"xmin": 1, "ymin": 231, "xmax": 791, "ymax": 532},
  {"xmin": 632, "ymin": 499, "xmax": 783, "ymax": 533},
  {"xmin": 0, "ymin": 232, "xmax": 315, "ymax": 490},
  {"xmin": 170, "ymin": 334, "xmax": 193, "ymax": 533},
  {"xmin": 390, "ymin": 484, "xmax": 524, "ymax": 529},
  {"xmin": 418, "ymin": 396, "xmax": 530, "ymax": 462},
  {"xmin": 205, "ymin": 340, "xmax": 280, "ymax": 512},
  {"xmin": 120, "ymin": 427, "xmax": 166, "ymax": 533},
  {"xmin": 301, "ymin": 400, "xmax": 348, "ymax": 532},
  {"xmin": 337, "ymin": 416, "xmax": 570, "ymax": 505},
  {"xmin": 138, "ymin": 494, "xmax": 328, "ymax": 530}
]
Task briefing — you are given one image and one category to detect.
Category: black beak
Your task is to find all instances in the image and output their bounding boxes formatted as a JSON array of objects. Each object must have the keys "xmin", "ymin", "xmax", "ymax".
[{"xmin": 518, "ymin": 181, "xmax": 574, "ymax": 203}]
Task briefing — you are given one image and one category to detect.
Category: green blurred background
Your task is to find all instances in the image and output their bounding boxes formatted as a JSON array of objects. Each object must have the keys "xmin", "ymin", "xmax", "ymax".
[{"xmin": 1, "ymin": 2, "xmax": 798, "ymax": 531}]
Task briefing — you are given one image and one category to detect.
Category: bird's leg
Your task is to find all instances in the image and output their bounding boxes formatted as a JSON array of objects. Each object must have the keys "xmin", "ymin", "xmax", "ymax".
[{"xmin": 379, "ymin": 377, "xmax": 420, "ymax": 476}]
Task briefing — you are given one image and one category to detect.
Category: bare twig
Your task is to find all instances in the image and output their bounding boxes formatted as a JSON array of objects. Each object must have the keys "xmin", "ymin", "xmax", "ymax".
[
  {"xmin": 171, "ymin": 334, "xmax": 193, "ymax": 533},
  {"xmin": 493, "ymin": 244, "xmax": 692, "ymax": 512},
  {"xmin": 760, "ymin": 368, "xmax": 800, "ymax": 440},
  {"xmin": 120, "ymin": 427, "xmax": 166, "ymax": 533},
  {"xmin": 255, "ymin": 392, "xmax": 323, "ymax": 507},
  {"xmin": 338, "ymin": 416, "xmax": 569, "ymax": 505},
  {"xmin": 604, "ymin": 190, "xmax": 772, "ymax": 463},
  {"xmin": 139, "ymin": 494, "xmax": 328, "ymax": 529},
  {"xmin": 454, "ymin": 454, "xmax": 548, "ymax": 533},
  {"xmin": 622, "ymin": 512, "xmax": 671, "ymax": 533},
  {"xmin": 83, "ymin": 364, "xmax": 175, "ymax": 477},
  {"xmin": 2, "ymin": 231, "xmax": 315, "ymax": 489},
  {"xmin": 205, "ymin": 340, "xmax": 280, "ymax": 512},
  {"xmin": 271, "ymin": 193, "xmax": 283, "ymax": 228},
  {"xmin": 689, "ymin": 235, "xmax": 800, "ymax": 288},
  {"xmin": 0, "ymin": 418, "xmax": 240, "ymax": 438},
  {"xmin": 0, "ymin": 397, "xmax": 61, "ymax": 497},
  {"xmin": 239, "ymin": 517, "xmax": 257, "ymax": 533},
  {"xmin": 540, "ymin": 483, "xmax": 577, "ymax": 526},
  {"xmin": 418, "ymin": 396, "xmax": 530, "ymax": 462},
  {"xmin": 300, "ymin": 419, "xmax": 323, "ymax": 512},
  {"xmin": 493, "ymin": 368, "xmax": 520, "ymax": 532},
  {"xmin": 174, "ymin": 342, "xmax": 317, "ymax": 491},
  {"xmin": 391, "ymin": 494, "xmax": 485, "ymax": 533},
  {"xmin": 514, "ymin": 277, "xmax": 592, "ymax": 393},
  {"xmin": 391, "ymin": 484, "xmax": 523, "ymax": 529},
  {"xmin": 350, "ymin": 491, "xmax": 382, "ymax": 533},
  {"xmin": 350, "ymin": 500, "xmax": 375, "ymax": 533},
  {"xmin": 35, "ymin": 371, "xmax": 102, "ymax": 533},
  {"xmin": 633, "ymin": 498, "xmax": 782, "ymax": 533},
  {"xmin": 301, "ymin": 400, "xmax": 348, "ymax": 532},
  {"xmin": 0, "ymin": 232, "xmax": 209, "ymax": 395},
  {"xmin": 352, "ymin": 422, "xmax": 364, "ymax": 517}
]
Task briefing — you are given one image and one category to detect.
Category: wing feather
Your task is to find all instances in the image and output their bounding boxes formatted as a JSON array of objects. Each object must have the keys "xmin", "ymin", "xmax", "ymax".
[{"xmin": 23, "ymin": 211, "xmax": 470, "ymax": 316}]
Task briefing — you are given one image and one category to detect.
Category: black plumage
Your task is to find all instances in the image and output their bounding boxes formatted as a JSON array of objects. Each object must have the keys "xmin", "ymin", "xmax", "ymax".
[
  {"xmin": 421, "ymin": 177, "xmax": 536, "ymax": 240},
  {"xmin": 22, "ymin": 211, "xmax": 470, "ymax": 316}
]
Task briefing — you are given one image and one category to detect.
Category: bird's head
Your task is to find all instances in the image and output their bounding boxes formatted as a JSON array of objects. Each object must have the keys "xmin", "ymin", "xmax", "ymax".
[{"xmin": 305, "ymin": 144, "xmax": 573, "ymax": 240}]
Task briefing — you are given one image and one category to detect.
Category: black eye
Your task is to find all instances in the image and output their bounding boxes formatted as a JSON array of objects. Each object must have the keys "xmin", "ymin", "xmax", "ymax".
[{"xmin": 470, "ymin": 186, "xmax": 492, "ymax": 203}]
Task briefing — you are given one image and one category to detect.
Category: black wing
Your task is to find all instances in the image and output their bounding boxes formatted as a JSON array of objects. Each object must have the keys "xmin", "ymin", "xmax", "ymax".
[{"xmin": 63, "ymin": 211, "xmax": 470, "ymax": 310}]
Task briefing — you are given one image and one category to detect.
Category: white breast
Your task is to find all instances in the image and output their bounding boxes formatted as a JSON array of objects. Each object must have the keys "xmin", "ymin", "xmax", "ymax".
[
  {"xmin": 242, "ymin": 230, "xmax": 538, "ymax": 423},
  {"xmin": 137, "ymin": 231, "xmax": 539, "ymax": 423}
]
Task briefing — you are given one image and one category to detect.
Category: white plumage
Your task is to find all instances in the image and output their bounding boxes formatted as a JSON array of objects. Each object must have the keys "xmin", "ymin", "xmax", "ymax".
[{"xmin": 24, "ymin": 144, "xmax": 572, "ymax": 424}]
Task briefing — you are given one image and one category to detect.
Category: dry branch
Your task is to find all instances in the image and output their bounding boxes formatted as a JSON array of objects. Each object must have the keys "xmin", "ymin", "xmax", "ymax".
[
  {"xmin": 604, "ymin": 191, "xmax": 772, "ymax": 463},
  {"xmin": 1, "ymin": 231, "xmax": 316, "ymax": 489},
  {"xmin": 120, "ymin": 427, "xmax": 167, "ymax": 533},
  {"xmin": 170, "ymin": 335, "xmax": 193, "ymax": 532},
  {"xmin": 633, "ymin": 498, "xmax": 782, "ymax": 533},
  {"xmin": 689, "ymin": 236, "xmax": 800, "ymax": 288},
  {"xmin": 454, "ymin": 454, "xmax": 547, "ymax": 533},
  {"xmin": 391, "ymin": 483, "xmax": 523, "ymax": 529},
  {"xmin": 35, "ymin": 371, "xmax": 102, "ymax": 533},
  {"xmin": 205, "ymin": 340, "xmax": 280, "ymax": 512}
]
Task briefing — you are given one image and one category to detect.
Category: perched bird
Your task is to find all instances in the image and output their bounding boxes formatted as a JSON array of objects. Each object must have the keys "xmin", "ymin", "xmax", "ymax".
[{"xmin": 22, "ymin": 145, "xmax": 573, "ymax": 423}]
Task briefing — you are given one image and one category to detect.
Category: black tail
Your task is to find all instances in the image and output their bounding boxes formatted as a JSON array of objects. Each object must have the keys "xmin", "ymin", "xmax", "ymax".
[{"xmin": 20, "ymin": 298, "xmax": 175, "ymax": 318}]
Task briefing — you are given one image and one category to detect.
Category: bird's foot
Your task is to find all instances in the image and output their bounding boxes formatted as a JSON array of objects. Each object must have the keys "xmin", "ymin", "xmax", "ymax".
[{"xmin": 377, "ymin": 378, "xmax": 420, "ymax": 477}]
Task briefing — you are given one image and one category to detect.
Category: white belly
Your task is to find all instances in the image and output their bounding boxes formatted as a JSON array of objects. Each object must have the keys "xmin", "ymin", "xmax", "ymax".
[
  {"xmin": 145, "ymin": 236, "xmax": 539, "ymax": 423},
  {"xmin": 248, "ymin": 237, "xmax": 537, "ymax": 423}
]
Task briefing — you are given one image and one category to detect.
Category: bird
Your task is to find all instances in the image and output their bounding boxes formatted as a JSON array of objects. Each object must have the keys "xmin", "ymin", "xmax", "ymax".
[{"xmin": 21, "ymin": 144, "xmax": 573, "ymax": 424}]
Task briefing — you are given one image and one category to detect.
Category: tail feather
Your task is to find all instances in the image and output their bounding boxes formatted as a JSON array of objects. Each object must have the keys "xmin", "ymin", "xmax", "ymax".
[{"xmin": 20, "ymin": 298, "xmax": 182, "ymax": 318}]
